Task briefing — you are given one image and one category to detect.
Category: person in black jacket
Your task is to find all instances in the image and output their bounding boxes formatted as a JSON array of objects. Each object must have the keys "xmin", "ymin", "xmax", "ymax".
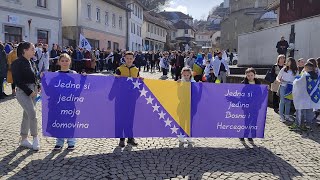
[
  {"xmin": 0, "ymin": 43, "xmax": 8, "ymax": 99},
  {"xmin": 12, "ymin": 42, "xmax": 40, "ymax": 151},
  {"xmin": 240, "ymin": 68, "xmax": 261, "ymax": 143},
  {"xmin": 276, "ymin": 36, "xmax": 289, "ymax": 56},
  {"xmin": 174, "ymin": 51, "xmax": 185, "ymax": 81}
]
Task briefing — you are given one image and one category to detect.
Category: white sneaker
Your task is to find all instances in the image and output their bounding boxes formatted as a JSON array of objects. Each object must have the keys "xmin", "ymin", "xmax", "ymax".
[
  {"xmin": 32, "ymin": 137, "xmax": 40, "ymax": 151},
  {"xmin": 285, "ymin": 115, "xmax": 294, "ymax": 122},
  {"xmin": 20, "ymin": 139, "xmax": 33, "ymax": 149},
  {"xmin": 280, "ymin": 116, "xmax": 286, "ymax": 122}
]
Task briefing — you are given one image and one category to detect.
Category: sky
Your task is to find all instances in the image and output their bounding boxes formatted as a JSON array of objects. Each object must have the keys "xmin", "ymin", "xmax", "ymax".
[{"xmin": 163, "ymin": 0, "xmax": 224, "ymax": 20}]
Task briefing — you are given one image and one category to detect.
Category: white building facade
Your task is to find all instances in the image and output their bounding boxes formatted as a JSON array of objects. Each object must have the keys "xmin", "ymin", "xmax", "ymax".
[
  {"xmin": 142, "ymin": 12, "xmax": 167, "ymax": 51},
  {"xmin": 123, "ymin": 0, "xmax": 144, "ymax": 51},
  {"xmin": 0, "ymin": 0, "xmax": 62, "ymax": 46},
  {"xmin": 62, "ymin": 0, "xmax": 128, "ymax": 50}
]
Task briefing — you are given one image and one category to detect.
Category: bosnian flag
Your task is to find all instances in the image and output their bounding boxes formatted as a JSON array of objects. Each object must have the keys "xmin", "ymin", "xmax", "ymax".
[{"xmin": 79, "ymin": 34, "xmax": 92, "ymax": 51}]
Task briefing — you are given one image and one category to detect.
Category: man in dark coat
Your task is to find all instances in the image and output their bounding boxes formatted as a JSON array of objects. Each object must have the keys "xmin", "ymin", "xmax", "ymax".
[{"xmin": 276, "ymin": 36, "xmax": 289, "ymax": 56}]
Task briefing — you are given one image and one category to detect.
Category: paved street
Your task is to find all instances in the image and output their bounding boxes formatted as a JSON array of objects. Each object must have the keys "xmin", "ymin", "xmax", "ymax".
[{"xmin": 0, "ymin": 71, "xmax": 320, "ymax": 180}]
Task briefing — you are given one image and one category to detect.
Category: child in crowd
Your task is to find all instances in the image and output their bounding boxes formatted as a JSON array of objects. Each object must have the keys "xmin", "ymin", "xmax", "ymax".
[
  {"xmin": 240, "ymin": 68, "xmax": 261, "ymax": 142},
  {"xmin": 114, "ymin": 51, "xmax": 139, "ymax": 147},
  {"xmin": 53, "ymin": 53, "xmax": 84, "ymax": 150},
  {"xmin": 178, "ymin": 67, "xmax": 196, "ymax": 83},
  {"xmin": 291, "ymin": 62, "xmax": 320, "ymax": 131},
  {"xmin": 160, "ymin": 52, "xmax": 170, "ymax": 79},
  {"xmin": 177, "ymin": 67, "xmax": 195, "ymax": 145}
]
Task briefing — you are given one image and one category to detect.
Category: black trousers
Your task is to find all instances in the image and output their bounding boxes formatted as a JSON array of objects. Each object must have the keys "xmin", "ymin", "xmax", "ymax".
[
  {"xmin": 273, "ymin": 92, "xmax": 279, "ymax": 109},
  {"xmin": 162, "ymin": 68, "xmax": 168, "ymax": 76},
  {"xmin": 175, "ymin": 67, "xmax": 182, "ymax": 81}
]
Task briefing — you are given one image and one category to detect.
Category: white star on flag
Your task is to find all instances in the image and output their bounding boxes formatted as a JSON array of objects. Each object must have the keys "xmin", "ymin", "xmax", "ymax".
[
  {"xmin": 171, "ymin": 125, "xmax": 179, "ymax": 134},
  {"xmin": 177, "ymin": 133, "xmax": 185, "ymax": 140},
  {"xmin": 146, "ymin": 96, "xmax": 154, "ymax": 105},
  {"xmin": 158, "ymin": 111, "xmax": 166, "ymax": 120},
  {"xmin": 139, "ymin": 87, "xmax": 148, "ymax": 97},
  {"xmin": 152, "ymin": 103, "xmax": 160, "ymax": 112},
  {"xmin": 132, "ymin": 80, "xmax": 141, "ymax": 89},
  {"xmin": 164, "ymin": 118, "xmax": 172, "ymax": 127},
  {"xmin": 127, "ymin": 77, "xmax": 133, "ymax": 81}
]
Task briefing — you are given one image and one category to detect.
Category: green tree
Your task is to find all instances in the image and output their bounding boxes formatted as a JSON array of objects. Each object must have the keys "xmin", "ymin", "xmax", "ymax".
[{"xmin": 137, "ymin": 0, "xmax": 170, "ymax": 11}]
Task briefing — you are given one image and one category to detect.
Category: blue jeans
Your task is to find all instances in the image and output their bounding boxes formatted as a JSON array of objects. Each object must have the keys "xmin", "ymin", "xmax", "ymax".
[
  {"xmin": 296, "ymin": 109, "xmax": 315, "ymax": 126},
  {"xmin": 56, "ymin": 138, "xmax": 76, "ymax": 147},
  {"xmin": 279, "ymin": 85, "xmax": 291, "ymax": 118}
]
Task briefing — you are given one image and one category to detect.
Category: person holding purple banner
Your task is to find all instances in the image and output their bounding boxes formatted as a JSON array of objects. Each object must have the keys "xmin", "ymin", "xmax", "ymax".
[
  {"xmin": 239, "ymin": 68, "xmax": 261, "ymax": 142},
  {"xmin": 110, "ymin": 51, "xmax": 140, "ymax": 147}
]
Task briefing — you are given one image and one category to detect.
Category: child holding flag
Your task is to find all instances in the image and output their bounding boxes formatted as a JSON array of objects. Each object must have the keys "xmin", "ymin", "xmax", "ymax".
[
  {"xmin": 114, "ymin": 51, "xmax": 140, "ymax": 147},
  {"xmin": 212, "ymin": 52, "xmax": 230, "ymax": 83},
  {"xmin": 193, "ymin": 54, "xmax": 205, "ymax": 82},
  {"xmin": 291, "ymin": 62, "xmax": 320, "ymax": 131}
]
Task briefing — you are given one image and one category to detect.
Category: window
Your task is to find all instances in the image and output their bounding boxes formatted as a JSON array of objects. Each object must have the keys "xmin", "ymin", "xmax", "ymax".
[
  {"xmin": 148, "ymin": 24, "xmax": 150, "ymax": 32},
  {"xmin": 113, "ymin": 42, "xmax": 119, "ymax": 51},
  {"xmin": 112, "ymin": 14, "xmax": 116, "ymax": 27},
  {"xmin": 105, "ymin": 12, "xmax": 109, "ymax": 25},
  {"xmin": 135, "ymin": 5, "xmax": 138, "ymax": 16},
  {"xmin": 173, "ymin": 32, "xmax": 176, "ymax": 37},
  {"xmin": 292, "ymin": 0, "xmax": 295, "ymax": 10},
  {"xmin": 254, "ymin": 0, "xmax": 259, "ymax": 8},
  {"xmin": 37, "ymin": 30, "xmax": 49, "ymax": 44},
  {"xmin": 185, "ymin": 29, "xmax": 189, "ymax": 34},
  {"xmin": 131, "ymin": 23, "xmax": 133, "ymax": 33},
  {"xmin": 119, "ymin": 16, "xmax": 123, "ymax": 30},
  {"xmin": 37, "ymin": 0, "xmax": 46, "ymax": 8},
  {"xmin": 138, "ymin": 7, "xmax": 140, "ymax": 18},
  {"xmin": 234, "ymin": 31, "xmax": 237, "ymax": 40},
  {"xmin": 96, "ymin": 8, "xmax": 100, "ymax": 22},
  {"xmin": 87, "ymin": 38, "xmax": 99, "ymax": 50},
  {"xmin": 87, "ymin": 4, "xmax": 91, "ymax": 19},
  {"xmin": 4, "ymin": 26, "xmax": 22, "ymax": 43},
  {"xmin": 157, "ymin": 28, "xmax": 159, "ymax": 35},
  {"xmin": 108, "ymin": 41, "xmax": 111, "ymax": 48},
  {"xmin": 133, "ymin": 24, "xmax": 136, "ymax": 34},
  {"xmin": 234, "ymin": 18, "xmax": 237, "ymax": 27},
  {"xmin": 151, "ymin": 25, "xmax": 153, "ymax": 33},
  {"xmin": 132, "ymin": 42, "xmax": 134, "ymax": 51},
  {"xmin": 140, "ymin": 9, "xmax": 143, "ymax": 19}
]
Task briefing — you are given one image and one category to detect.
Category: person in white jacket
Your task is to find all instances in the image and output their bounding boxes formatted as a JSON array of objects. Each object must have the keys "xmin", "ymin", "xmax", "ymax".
[
  {"xmin": 38, "ymin": 44, "xmax": 50, "ymax": 72},
  {"xmin": 212, "ymin": 51, "xmax": 230, "ymax": 83},
  {"xmin": 292, "ymin": 62, "xmax": 320, "ymax": 131}
]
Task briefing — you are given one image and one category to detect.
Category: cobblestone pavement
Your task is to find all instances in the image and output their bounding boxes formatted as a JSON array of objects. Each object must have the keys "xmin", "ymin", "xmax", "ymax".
[{"xmin": 0, "ymin": 71, "xmax": 320, "ymax": 180}]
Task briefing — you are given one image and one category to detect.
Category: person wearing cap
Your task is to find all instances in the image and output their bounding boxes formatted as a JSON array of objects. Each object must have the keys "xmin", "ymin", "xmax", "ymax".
[
  {"xmin": 276, "ymin": 36, "xmax": 289, "ymax": 56},
  {"xmin": 212, "ymin": 51, "xmax": 230, "ymax": 83},
  {"xmin": 6, "ymin": 44, "xmax": 18, "ymax": 96}
]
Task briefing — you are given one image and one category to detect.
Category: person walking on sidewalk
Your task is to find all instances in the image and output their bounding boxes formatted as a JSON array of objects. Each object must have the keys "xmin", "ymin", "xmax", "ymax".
[{"xmin": 12, "ymin": 42, "xmax": 40, "ymax": 151}]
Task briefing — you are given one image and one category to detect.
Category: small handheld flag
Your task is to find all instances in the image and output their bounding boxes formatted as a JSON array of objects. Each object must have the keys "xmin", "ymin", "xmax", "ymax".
[{"xmin": 79, "ymin": 34, "xmax": 92, "ymax": 51}]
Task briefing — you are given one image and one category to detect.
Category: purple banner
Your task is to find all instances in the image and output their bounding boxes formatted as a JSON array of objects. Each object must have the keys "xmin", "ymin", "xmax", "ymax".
[
  {"xmin": 41, "ymin": 72, "xmax": 268, "ymax": 138},
  {"xmin": 191, "ymin": 83, "xmax": 268, "ymax": 138}
]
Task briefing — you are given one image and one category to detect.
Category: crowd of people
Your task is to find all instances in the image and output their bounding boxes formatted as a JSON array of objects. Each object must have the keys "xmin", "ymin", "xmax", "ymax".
[
  {"xmin": 266, "ymin": 55, "xmax": 320, "ymax": 132},
  {"xmin": 0, "ymin": 40, "xmax": 319, "ymax": 151}
]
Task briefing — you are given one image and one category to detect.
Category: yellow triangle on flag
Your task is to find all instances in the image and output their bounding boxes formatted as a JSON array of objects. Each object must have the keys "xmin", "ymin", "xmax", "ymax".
[{"xmin": 144, "ymin": 79, "xmax": 191, "ymax": 136}]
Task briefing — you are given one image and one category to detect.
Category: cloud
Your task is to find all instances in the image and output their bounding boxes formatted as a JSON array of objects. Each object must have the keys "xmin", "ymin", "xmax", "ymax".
[{"xmin": 164, "ymin": 5, "xmax": 188, "ymax": 14}]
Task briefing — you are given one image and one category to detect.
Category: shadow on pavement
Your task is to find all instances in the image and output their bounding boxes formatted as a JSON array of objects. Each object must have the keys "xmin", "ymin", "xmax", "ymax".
[{"xmin": 7, "ymin": 147, "xmax": 302, "ymax": 179}]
